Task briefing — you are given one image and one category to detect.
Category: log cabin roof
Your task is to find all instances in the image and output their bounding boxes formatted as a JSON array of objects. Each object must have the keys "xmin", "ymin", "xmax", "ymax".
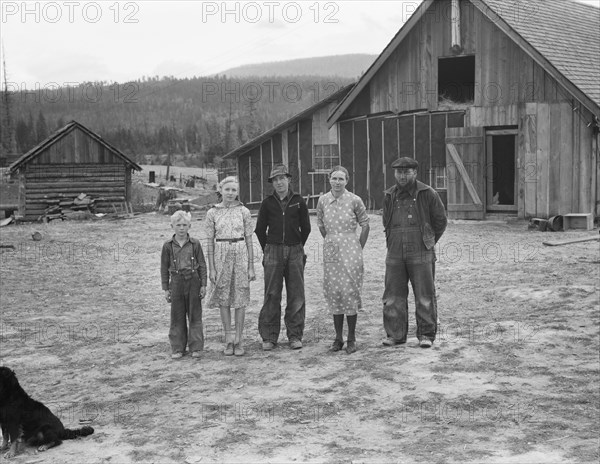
[
  {"xmin": 329, "ymin": 0, "xmax": 600, "ymax": 125},
  {"xmin": 223, "ymin": 84, "xmax": 354, "ymax": 159},
  {"xmin": 8, "ymin": 120, "xmax": 142, "ymax": 173}
]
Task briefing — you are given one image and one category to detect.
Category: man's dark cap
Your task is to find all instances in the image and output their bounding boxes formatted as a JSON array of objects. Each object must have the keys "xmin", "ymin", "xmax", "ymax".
[
  {"xmin": 391, "ymin": 157, "xmax": 419, "ymax": 169},
  {"xmin": 268, "ymin": 164, "xmax": 293, "ymax": 182}
]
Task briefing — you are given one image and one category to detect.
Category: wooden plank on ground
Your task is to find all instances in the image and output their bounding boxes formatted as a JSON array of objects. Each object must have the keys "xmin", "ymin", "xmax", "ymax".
[{"xmin": 542, "ymin": 236, "xmax": 599, "ymax": 246}]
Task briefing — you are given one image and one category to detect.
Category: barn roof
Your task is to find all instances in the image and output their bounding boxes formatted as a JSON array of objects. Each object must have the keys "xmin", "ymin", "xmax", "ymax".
[
  {"xmin": 478, "ymin": 0, "xmax": 600, "ymax": 108},
  {"xmin": 8, "ymin": 120, "xmax": 142, "ymax": 173},
  {"xmin": 223, "ymin": 84, "xmax": 354, "ymax": 159},
  {"xmin": 329, "ymin": 0, "xmax": 600, "ymax": 125}
]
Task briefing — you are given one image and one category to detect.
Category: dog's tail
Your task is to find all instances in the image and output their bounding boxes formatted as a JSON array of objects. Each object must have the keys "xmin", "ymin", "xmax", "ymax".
[{"xmin": 61, "ymin": 426, "xmax": 94, "ymax": 440}]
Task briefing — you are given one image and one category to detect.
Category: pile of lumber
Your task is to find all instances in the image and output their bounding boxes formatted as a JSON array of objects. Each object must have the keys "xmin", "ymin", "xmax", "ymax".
[{"xmin": 37, "ymin": 193, "xmax": 96, "ymax": 222}]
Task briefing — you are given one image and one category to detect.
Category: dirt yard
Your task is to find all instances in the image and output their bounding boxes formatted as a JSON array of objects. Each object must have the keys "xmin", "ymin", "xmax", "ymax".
[{"xmin": 0, "ymin": 212, "xmax": 598, "ymax": 463}]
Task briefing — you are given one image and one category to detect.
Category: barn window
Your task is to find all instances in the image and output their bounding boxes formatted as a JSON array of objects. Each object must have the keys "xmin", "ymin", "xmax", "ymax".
[
  {"xmin": 313, "ymin": 144, "xmax": 339, "ymax": 172},
  {"xmin": 438, "ymin": 55, "xmax": 475, "ymax": 104},
  {"xmin": 432, "ymin": 165, "xmax": 448, "ymax": 189}
]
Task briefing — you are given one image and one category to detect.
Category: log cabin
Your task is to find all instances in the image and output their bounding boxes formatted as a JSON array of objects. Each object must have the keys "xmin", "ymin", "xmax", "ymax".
[{"xmin": 8, "ymin": 120, "xmax": 141, "ymax": 220}]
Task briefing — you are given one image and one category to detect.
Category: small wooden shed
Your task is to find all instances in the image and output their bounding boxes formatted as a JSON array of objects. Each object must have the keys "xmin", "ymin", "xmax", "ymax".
[
  {"xmin": 328, "ymin": 0, "xmax": 600, "ymax": 219},
  {"xmin": 8, "ymin": 121, "xmax": 141, "ymax": 220},
  {"xmin": 222, "ymin": 84, "xmax": 354, "ymax": 209}
]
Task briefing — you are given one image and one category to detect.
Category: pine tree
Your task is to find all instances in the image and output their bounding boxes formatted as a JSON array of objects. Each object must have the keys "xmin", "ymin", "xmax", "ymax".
[
  {"xmin": 15, "ymin": 117, "xmax": 29, "ymax": 153},
  {"xmin": 245, "ymin": 99, "xmax": 261, "ymax": 141},
  {"xmin": 27, "ymin": 112, "xmax": 36, "ymax": 146},
  {"xmin": 36, "ymin": 111, "xmax": 49, "ymax": 143},
  {"xmin": 1, "ymin": 45, "xmax": 17, "ymax": 155}
]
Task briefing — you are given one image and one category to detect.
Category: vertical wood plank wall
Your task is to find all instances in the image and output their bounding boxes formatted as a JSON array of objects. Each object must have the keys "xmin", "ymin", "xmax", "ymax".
[
  {"xmin": 338, "ymin": 0, "xmax": 599, "ymax": 218},
  {"xmin": 337, "ymin": 111, "xmax": 465, "ymax": 210},
  {"xmin": 481, "ymin": 101, "xmax": 598, "ymax": 218},
  {"xmin": 238, "ymin": 154, "xmax": 250, "ymax": 203},
  {"xmin": 233, "ymin": 0, "xmax": 599, "ymax": 215},
  {"xmin": 346, "ymin": 0, "xmax": 586, "ymax": 117}
]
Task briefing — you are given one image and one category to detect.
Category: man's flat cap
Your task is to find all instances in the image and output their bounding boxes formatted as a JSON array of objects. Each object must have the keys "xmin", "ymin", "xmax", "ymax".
[{"xmin": 391, "ymin": 157, "xmax": 419, "ymax": 169}]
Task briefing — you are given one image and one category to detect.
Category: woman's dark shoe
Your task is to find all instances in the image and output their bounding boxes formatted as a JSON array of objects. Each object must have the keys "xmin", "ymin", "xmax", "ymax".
[
  {"xmin": 346, "ymin": 341, "xmax": 357, "ymax": 354},
  {"xmin": 330, "ymin": 339, "xmax": 344, "ymax": 352}
]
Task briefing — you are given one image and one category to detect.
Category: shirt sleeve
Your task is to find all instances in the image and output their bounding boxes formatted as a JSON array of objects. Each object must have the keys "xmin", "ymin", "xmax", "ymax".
[
  {"xmin": 354, "ymin": 195, "xmax": 369, "ymax": 227},
  {"xmin": 195, "ymin": 242, "xmax": 208, "ymax": 287},
  {"xmin": 254, "ymin": 200, "xmax": 268, "ymax": 250},
  {"xmin": 299, "ymin": 196, "xmax": 311, "ymax": 245},
  {"xmin": 204, "ymin": 208, "xmax": 215, "ymax": 240},
  {"xmin": 242, "ymin": 207, "xmax": 254, "ymax": 237},
  {"xmin": 429, "ymin": 190, "xmax": 448, "ymax": 243},
  {"xmin": 316, "ymin": 195, "xmax": 325, "ymax": 230},
  {"xmin": 160, "ymin": 242, "xmax": 171, "ymax": 291}
]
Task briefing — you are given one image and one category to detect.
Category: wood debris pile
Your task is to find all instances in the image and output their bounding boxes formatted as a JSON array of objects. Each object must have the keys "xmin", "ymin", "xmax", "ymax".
[{"xmin": 38, "ymin": 193, "xmax": 97, "ymax": 222}]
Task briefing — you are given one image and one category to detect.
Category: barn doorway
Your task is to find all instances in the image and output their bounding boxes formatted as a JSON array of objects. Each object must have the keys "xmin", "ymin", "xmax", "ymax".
[{"xmin": 486, "ymin": 129, "xmax": 517, "ymax": 212}]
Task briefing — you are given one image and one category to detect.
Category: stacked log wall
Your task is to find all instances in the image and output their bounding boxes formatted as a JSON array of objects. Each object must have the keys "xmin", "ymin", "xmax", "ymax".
[{"xmin": 23, "ymin": 164, "xmax": 128, "ymax": 220}]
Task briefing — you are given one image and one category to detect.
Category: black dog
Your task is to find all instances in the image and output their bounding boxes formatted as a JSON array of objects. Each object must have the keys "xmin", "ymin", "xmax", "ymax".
[{"xmin": 0, "ymin": 366, "xmax": 94, "ymax": 458}]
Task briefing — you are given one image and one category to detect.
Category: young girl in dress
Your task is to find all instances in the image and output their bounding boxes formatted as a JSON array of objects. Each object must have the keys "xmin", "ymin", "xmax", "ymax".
[{"xmin": 205, "ymin": 177, "xmax": 256, "ymax": 355}]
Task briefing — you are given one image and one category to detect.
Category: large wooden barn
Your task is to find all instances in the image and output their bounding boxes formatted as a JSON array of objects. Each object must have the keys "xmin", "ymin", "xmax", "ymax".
[
  {"xmin": 223, "ymin": 84, "xmax": 353, "ymax": 208},
  {"xmin": 9, "ymin": 121, "xmax": 141, "ymax": 221},
  {"xmin": 328, "ymin": 0, "xmax": 600, "ymax": 219}
]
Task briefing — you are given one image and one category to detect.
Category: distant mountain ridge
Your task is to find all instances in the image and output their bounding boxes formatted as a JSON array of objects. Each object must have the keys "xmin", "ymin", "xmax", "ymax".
[{"xmin": 220, "ymin": 53, "xmax": 377, "ymax": 78}]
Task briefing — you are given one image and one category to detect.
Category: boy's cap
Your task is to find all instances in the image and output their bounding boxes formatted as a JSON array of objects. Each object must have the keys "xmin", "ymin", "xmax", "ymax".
[
  {"xmin": 391, "ymin": 157, "xmax": 419, "ymax": 169},
  {"xmin": 268, "ymin": 164, "xmax": 293, "ymax": 182}
]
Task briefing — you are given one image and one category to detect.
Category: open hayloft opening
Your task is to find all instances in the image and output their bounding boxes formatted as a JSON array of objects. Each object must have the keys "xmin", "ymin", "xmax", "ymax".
[{"xmin": 438, "ymin": 55, "xmax": 475, "ymax": 104}]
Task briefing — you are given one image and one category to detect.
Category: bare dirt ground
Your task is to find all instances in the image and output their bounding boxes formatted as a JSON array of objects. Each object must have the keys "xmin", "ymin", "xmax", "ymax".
[{"xmin": 0, "ymin": 212, "xmax": 598, "ymax": 463}]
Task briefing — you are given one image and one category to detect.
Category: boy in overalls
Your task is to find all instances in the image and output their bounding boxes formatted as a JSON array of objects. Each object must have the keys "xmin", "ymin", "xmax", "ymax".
[{"xmin": 161, "ymin": 210, "xmax": 207, "ymax": 359}]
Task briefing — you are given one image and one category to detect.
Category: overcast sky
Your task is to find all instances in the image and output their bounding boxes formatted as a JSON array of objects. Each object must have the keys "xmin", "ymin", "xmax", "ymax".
[
  {"xmin": 2, "ymin": 0, "xmax": 598, "ymax": 88},
  {"xmin": 1, "ymin": 1, "xmax": 423, "ymax": 87}
]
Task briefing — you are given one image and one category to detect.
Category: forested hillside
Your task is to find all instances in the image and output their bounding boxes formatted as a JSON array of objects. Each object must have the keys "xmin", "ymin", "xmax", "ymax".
[
  {"xmin": 222, "ymin": 54, "xmax": 375, "ymax": 78},
  {"xmin": 5, "ymin": 74, "xmax": 354, "ymax": 165}
]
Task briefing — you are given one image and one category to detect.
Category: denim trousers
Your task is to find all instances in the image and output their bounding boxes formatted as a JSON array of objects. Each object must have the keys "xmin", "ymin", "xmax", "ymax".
[
  {"xmin": 169, "ymin": 273, "xmax": 204, "ymax": 353},
  {"xmin": 258, "ymin": 244, "xmax": 306, "ymax": 343},
  {"xmin": 382, "ymin": 227, "xmax": 437, "ymax": 342}
]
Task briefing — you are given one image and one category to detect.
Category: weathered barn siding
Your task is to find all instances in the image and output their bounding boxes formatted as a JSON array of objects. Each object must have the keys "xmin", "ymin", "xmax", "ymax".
[
  {"xmin": 227, "ymin": 86, "xmax": 353, "ymax": 208},
  {"xmin": 345, "ymin": 1, "xmax": 577, "ymax": 118},
  {"xmin": 339, "ymin": 111, "xmax": 464, "ymax": 209},
  {"xmin": 515, "ymin": 102, "xmax": 596, "ymax": 218},
  {"xmin": 333, "ymin": 0, "xmax": 599, "ymax": 219}
]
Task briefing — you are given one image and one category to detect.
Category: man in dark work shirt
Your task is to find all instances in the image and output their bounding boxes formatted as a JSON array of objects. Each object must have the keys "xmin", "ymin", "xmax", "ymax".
[{"xmin": 255, "ymin": 164, "xmax": 311, "ymax": 351}]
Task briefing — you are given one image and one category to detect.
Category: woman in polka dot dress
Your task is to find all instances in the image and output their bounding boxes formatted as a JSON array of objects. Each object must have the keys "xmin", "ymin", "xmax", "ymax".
[
  {"xmin": 316, "ymin": 166, "xmax": 370, "ymax": 354},
  {"xmin": 206, "ymin": 177, "xmax": 256, "ymax": 356}
]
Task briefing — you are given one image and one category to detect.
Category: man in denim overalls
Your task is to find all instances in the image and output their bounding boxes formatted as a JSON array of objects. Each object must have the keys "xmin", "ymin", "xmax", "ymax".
[{"xmin": 381, "ymin": 157, "xmax": 447, "ymax": 348}]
